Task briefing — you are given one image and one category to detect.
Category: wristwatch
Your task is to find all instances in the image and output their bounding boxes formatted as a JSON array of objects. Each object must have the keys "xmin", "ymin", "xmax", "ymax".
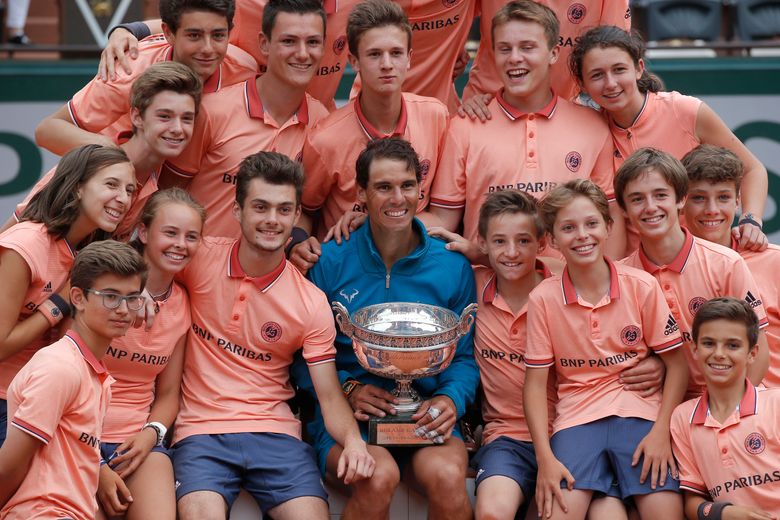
[
  {"xmin": 143, "ymin": 421, "xmax": 167, "ymax": 447},
  {"xmin": 342, "ymin": 379, "xmax": 363, "ymax": 399}
]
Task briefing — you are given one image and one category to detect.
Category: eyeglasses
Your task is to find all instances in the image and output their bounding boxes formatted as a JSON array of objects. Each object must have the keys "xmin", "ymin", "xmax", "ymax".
[{"xmin": 84, "ymin": 289, "xmax": 145, "ymax": 311}]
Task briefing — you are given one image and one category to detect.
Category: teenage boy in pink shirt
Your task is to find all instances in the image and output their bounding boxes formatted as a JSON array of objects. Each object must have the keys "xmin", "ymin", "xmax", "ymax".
[{"xmin": 0, "ymin": 240, "xmax": 147, "ymax": 520}]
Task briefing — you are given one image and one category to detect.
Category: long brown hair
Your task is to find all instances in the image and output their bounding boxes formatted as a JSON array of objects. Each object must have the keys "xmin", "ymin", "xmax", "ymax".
[{"xmin": 20, "ymin": 144, "xmax": 132, "ymax": 241}]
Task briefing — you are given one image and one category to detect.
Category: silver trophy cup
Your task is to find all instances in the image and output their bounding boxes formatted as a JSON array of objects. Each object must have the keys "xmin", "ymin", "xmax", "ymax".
[{"xmin": 332, "ymin": 301, "xmax": 478, "ymax": 414}]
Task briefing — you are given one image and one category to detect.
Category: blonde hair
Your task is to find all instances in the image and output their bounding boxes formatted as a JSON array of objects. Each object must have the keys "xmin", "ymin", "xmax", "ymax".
[
  {"xmin": 539, "ymin": 179, "xmax": 611, "ymax": 234},
  {"xmin": 492, "ymin": 0, "xmax": 559, "ymax": 49}
]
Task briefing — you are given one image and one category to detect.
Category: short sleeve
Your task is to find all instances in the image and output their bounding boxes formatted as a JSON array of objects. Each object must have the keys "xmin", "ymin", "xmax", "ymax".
[
  {"xmin": 429, "ymin": 118, "xmax": 469, "ymax": 209},
  {"xmin": 727, "ymin": 257, "xmax": 769, "ymax": 328},
  {"xmin": 301, "ymin": 132, "xmax": 336, "ymax": 212},
  {"xmin": 68, "ymin": 75, "xmax": 134, "ymax": 132},
  {"xmin": 641, "ymin": 278, "xmax": 684, "ymax": 354},
  {"xmin": 301, "ymin": 290, "xmax": 337, "ymax": 366},
  {"xmin": 525, "ymin": 290, "xmax": 555, "ymax": 368},
  {"xmin": 0, "ymin": 226, "xmax": 48, "ymax": 281},
  {"xmin": 10, "ymin": 359, "xmax": 80, "ymax": 444},
  {"xmin": 600, "ymin": 0, "xmax": 632, "ymax": 31},
  {"xmin": 589, "ymin": 129, "xmax": 617, "ymax": 202},
  {"xmin": 671, "ymin": 405, "xmax": 709, "ymax": 496}
]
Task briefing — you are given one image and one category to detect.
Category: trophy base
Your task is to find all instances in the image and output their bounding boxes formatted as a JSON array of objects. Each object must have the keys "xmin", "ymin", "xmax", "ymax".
[{"xmin": 368, "ymin": 413, "xmax": 434, "ymax": 447}]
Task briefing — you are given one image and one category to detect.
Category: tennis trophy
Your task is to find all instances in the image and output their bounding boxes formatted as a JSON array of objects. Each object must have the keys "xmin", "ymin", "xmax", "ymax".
[{"xmin": 332, "ymin": 302, "xmax": 477, "ymax": 446}]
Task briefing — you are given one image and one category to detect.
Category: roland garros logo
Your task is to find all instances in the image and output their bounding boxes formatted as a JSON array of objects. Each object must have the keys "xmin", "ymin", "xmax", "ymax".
[
  {"xmin": 688, "ymin": 297, "xmax": 707, "ymax": 316},
  {"xmin": 565, "ymin": 151, "xmax": 582, "ymax": 172},
  {"xmin": 333, "ymin": 36, "xmax": 347, "ymax": 55},
  {"xmin": 621, "ymin": 325, "xmax": 642, "ymax": 346},
  {"xmin": 567, "ymin": 3, "xmax": 586, "ymax": 23},
  {"xmin": 261, "ymin": 321, "xmax": 282, "ymax": 343},
  {"xmin": 745, "ymin": 432, "xmax": 765, "ymax": 455}
]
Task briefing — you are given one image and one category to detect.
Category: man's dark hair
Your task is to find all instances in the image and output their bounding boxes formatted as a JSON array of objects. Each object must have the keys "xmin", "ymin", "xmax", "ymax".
[{"xmin": 355, "ymin": 137, "xmax": 421, "ymax": 189}]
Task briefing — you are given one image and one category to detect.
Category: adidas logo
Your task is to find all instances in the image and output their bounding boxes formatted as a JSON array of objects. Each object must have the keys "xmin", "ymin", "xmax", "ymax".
[
  {"xmin": 745, "ymin": 291, "xmax": 762, "ymax": 309},
  {"xmin": 664, "ymin": 314, "xmax": 679, "ymax": 336},
  {"xmin": 42, "ymin": 281, "xmax": 53, "ymax": 293}
]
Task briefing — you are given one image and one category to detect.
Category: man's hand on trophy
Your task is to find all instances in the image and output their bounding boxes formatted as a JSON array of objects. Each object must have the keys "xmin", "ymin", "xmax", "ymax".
[
  {"xmin": 348, "ymin": 384, "xmax": 399, "ymax": 421},
  {"xmin": 412, "ymin": 396, "xmax": 457, "ymax": 444}
]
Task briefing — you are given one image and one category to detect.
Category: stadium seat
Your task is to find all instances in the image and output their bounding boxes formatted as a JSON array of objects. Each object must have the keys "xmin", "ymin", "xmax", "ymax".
[
  {"xmin": 734, "ymin": 0, "xmax": 780, "ymax": 41},
  {"xmin": 637, "ymin": 0, "xmax": 723, "ymax": 42}
]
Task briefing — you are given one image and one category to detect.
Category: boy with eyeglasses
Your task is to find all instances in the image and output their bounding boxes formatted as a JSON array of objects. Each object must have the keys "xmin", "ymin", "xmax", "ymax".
[{"xmin": 0, "ymin": 240, "xmax": 147, "ymax": 520}]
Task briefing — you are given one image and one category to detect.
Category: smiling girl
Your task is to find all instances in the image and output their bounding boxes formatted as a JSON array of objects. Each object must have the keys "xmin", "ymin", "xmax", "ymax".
[
  {"xmin": 569, "ymin": 26, "xmax": 768, "ymax": 252},
  {"xmin": 0, "ymin": 144, "xmax": 135, "ymax": 445},
  {"xmin": 96, "ymin": 188, "xmax": 204, "ymax": 520}
]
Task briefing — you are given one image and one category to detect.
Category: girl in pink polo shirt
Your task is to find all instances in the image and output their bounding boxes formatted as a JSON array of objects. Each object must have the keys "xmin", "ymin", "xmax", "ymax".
[
  {"xmin": 569, "ymin": 26, "xmax": 768, "ymax": 253},
  {"xmin": 524, "ymin": 179, "xmax": 688, "ymax": 518},
  {"xmin": 96, "ymin": 188, "xmax": 204, "ymax": 520},
  {"xmin": 0, "ymin": 144, "xmax": 135, "ymax": 445}
]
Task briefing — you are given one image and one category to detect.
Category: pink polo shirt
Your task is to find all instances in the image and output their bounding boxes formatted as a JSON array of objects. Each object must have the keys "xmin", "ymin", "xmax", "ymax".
[
  {"xmin": 525, "ymin": 259, "xmax": 682, "ymax": 433},
  {"xmin": 672, "ymin": 383, "xmax": 780, "ymax": 509},
  {"xmin": 3, "ymin": 331, "xmax": 113, "ymax": 520},
  {"xmin": 173, "ymin": 237, "xmax": 336, "ymax": 443}
]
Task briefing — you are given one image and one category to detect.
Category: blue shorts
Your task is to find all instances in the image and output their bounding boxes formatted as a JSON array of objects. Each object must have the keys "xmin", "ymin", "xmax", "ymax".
[
  {"xmin": 308, "ymin": 412, "xmax": 463, "ymax": 475},
  {"xmin": 172, "ymin": 432, "xmax": 327, "ymax": 513},
  {"xmin": 551, "ymin": 416, "xmax": 680, "ymax": 499},
  {"xmin": 0, "ymin": 399, "xmax": 6, "ymax": 447},
  {"xmin": 100, "ymin": 441, "xmax": 171, "ymax": 466},
  {"xmin": 471, "ymin": 436, "xmax": 536, "ymax": 517},
  {"xmin": 472, "ymin": 437, "xmax": 536, "ymax": 499}
]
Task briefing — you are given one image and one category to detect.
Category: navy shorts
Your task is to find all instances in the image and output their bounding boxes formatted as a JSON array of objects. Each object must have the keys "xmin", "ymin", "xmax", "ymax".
[
  {"xmin": 472, "ymin": 436, "xmax": 536, "ymax": 517},
  {"xmin": 0, "ymin": 399, "xmax": 6, "ymax": 447},
  {"xmin": 550, "ymin": 416, "xmax": 680, "ymax": 499},
  {"xmin": 172, "ymin": 432, "xmax": 327, "ymax": 513},
  {"xmin": 100, "ymin": 441, "xmax": 171, "ymax": 466}
]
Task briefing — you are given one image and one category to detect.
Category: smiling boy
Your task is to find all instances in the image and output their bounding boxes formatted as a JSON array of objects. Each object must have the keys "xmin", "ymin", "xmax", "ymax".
[
  {"xmin": 7, "ymin": 62, "xmax": 202, "ymax": 239},
  {"xmin": 470, "ymin": 190, "xmax": 557, "ymax": 519},
  {"xmin": 162, "ymin": 0, "xmax": 330, "ymax": 237},
  {"xmin": 671, "ymin": 297, "xmax": 780, "ymax": 518},
  {"xmin": 617, "ymin": 147, "xmax": 770, "ymax": 398},
  {"xmin": 0, "ymin": 241, "xmax": 147, "ymax": 520},
  {"xmin": 427, "ymin": 0, "xmax": 624, "ymax": 258},
  {"xmin": 292, "ymin": 0, "xmax": 449, "ymax": 252},
  {"xmin": 35, "ymin": 0, "xmax": 256, "ymax": 158},
  {"xmin": 681, "ymin": 144, "xmax": 780, "ymax": 388}
]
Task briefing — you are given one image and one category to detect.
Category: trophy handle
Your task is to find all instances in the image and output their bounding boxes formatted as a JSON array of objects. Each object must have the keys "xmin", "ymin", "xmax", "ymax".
[
  {"xmin": 457, "ymin": 303, "xmax": 478, "ymax": 337},
  {"xmin": 331, "ymin": 302, "xmax": 354, "ymax": 338}
]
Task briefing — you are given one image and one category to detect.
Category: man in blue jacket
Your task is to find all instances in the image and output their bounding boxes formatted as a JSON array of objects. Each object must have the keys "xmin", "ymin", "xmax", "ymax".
[{"xmin": 293, "ymin": 137, "xmax": 478, "ymax": 520}]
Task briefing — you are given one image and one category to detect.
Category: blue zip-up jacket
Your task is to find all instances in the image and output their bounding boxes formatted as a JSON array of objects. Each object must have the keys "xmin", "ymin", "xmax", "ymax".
[{"xmin": 292, "ymin": 218, "xmax": 479, "ymax": 419}]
